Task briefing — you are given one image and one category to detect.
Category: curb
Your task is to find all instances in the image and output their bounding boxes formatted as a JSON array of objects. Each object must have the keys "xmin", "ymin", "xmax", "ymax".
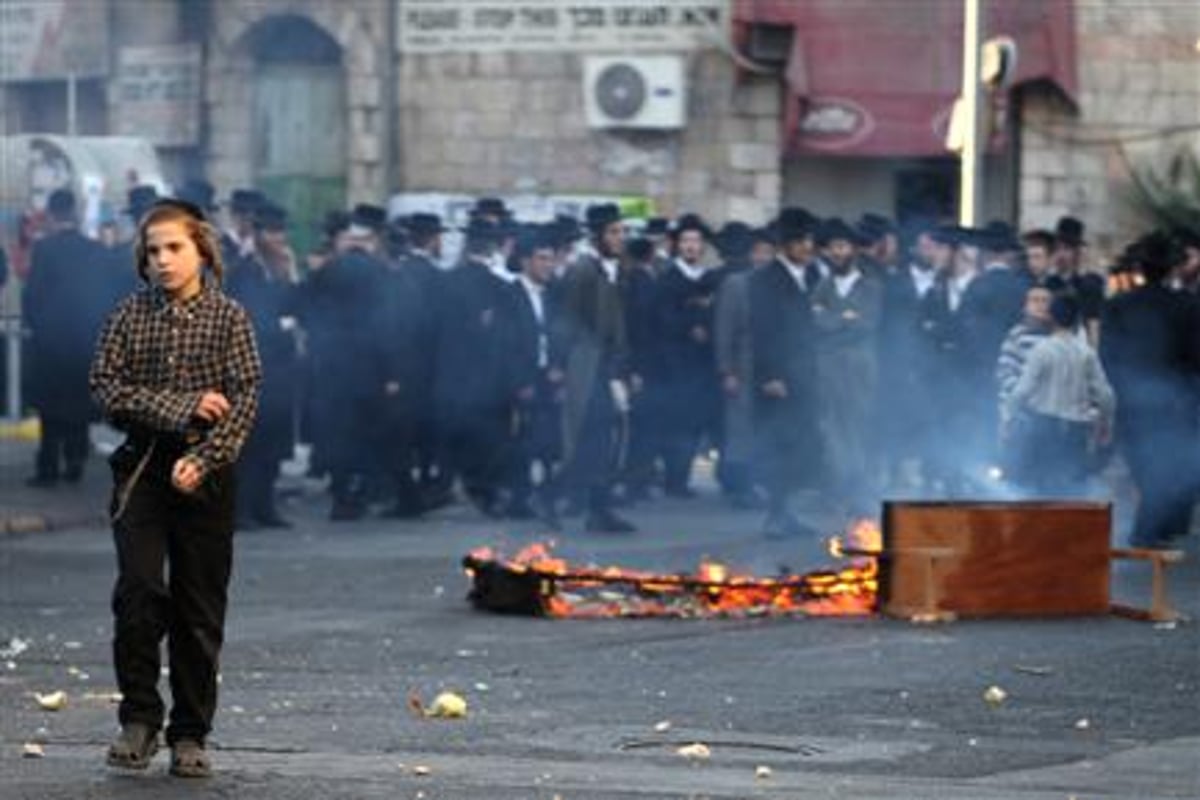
[{"xmin": 1, "ymin": 513, "xmax": 107, "ymax": 536}]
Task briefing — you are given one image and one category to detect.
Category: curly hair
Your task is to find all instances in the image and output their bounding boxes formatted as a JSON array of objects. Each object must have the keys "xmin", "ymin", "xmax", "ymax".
[{"xmin": 134, "ymin": 200, "xmax": 225, "ymax": 285}]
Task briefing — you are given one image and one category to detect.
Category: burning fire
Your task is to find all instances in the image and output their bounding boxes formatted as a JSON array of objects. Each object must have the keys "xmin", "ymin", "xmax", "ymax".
[{"xmin": 464, "ymin": 521, "xmax": 881, "ymax": 619}]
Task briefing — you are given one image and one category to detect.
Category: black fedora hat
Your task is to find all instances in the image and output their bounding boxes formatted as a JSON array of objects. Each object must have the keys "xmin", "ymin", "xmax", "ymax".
[{"xmin": 125, "ymin": 185, "xmax": 160, "ymax": 216}]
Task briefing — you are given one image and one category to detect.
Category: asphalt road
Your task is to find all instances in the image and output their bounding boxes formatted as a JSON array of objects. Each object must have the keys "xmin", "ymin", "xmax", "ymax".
[{"xmin": 1, "ymin": 486, "xmax": 1197, "ymax": 799}]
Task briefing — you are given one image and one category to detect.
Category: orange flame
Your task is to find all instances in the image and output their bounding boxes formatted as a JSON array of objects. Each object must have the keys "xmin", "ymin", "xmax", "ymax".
[{"xmin": 466, "ymin": 520, "xmax": 881, "ymax": 619}]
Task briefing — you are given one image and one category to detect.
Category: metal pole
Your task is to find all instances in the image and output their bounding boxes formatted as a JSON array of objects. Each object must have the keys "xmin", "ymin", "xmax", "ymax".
[
  {"xmin": 67, "ymin": 72, "xmax": 78, "ymax": 135},
  {"xmin": 4, "ymin": 315, "xmax": 20, "ymax": 421},
  {"xmin": 958, "ymin": 0, "xmax": 983, "ymax": 226}
]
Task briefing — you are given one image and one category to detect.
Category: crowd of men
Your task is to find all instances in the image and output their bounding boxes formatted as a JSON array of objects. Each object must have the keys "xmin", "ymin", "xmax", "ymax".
[{"xmin": 9, "ymin": 180, "xmax": 1200, "ymax": 547}]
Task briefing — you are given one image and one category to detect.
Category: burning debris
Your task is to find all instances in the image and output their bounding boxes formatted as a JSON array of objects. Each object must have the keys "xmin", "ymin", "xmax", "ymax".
[{"xmin": 462, "ymin": 521, "xmax": 881, "ymax": 619}]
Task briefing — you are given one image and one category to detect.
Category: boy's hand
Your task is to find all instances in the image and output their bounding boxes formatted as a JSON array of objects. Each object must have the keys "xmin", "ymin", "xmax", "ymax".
[
  {"xmin": 171, "ymin": 456, "xmax": 205, "ymax": 494},
  {"xmin": 193, "ymin": 392, "xmax": 231, "ymax": 423}
]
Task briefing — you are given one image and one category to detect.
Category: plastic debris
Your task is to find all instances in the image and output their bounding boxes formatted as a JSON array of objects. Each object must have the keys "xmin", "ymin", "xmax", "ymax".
[
  {"xmin": 676, "ymin": 742, "xmax": 711, "ymax": 760},
  {"xmin": 983, "ymin": 685, "xmax": 1007, "ymax": 707},
  {"xmin": 755, "ymin": 765, "xmax": 773, "ymax": 779},
  {"xmin": 408, "ymin": 690, "xmax": 468, "ymax": 719},
  {"xmin": 1, "ymin": 637, "xmax": 30, "ymax": 659},
  {"xmin": 1074, "ymin": 718, "xmax": 1091, "ymax": 730},
  {"xmin": 412, "ymin": 765, "xmax": 431, "ymax": 776},
  {"xmin": 34, "ymin": 691, "xmax": 68, "ymax": 711},
  {"xmin": 22, "ymin": 742, "xmax": 45, "ymax": 759},
  {"xmin": 654, "ymin": 720, "xmax": 672, "ymax": 732}
]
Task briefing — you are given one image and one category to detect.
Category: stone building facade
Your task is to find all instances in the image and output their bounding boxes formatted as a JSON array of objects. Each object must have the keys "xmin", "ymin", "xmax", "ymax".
[
  {"xmin": 2, "ymin": 0, "xmax": 1197, "ymax": 249},
  {"xmin": 1018, "ymin": 1, "xmax": 1200, "ymax": 256}
]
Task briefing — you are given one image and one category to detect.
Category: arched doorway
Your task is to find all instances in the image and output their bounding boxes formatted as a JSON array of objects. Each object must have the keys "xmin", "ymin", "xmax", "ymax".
[{"xmin": 245, "ymin": 14, "xmax": 345, "ymax": 257}]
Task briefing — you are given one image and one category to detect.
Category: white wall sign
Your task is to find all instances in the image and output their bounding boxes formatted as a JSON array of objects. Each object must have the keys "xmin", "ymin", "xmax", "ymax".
[
  {"xmin": 112, "ymin": 45, "xmax": 203, "ymax": 147},
  {"xmin": 397, "ymin": 0, "xmax": 726, "ymax": 53},
  {"xmin": 0, "ymin": 0, "xmax": 109, "ymax": 80}
]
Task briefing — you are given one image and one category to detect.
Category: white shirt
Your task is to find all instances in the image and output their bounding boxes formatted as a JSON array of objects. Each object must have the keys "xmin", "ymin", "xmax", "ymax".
[
  {"xmin": 519, "ymin": 275, "xmax": 549, "ymax": 367},
  {"xmin": 948, "ymin": 271, "xmax": 976, "ymax": 312},
  {"xmin": 599, "ymin": 257, "xmax": 619, "ymax": 284},
  {"xmin": 490, "ymin": 252, "xmax": 518, "ymax": 283},
  {"xmin": 910, "ymin": 264, "xmax": 936, "ymax": 298},
  {"xmin": 779, "ymin": 256, "xmax": 808, "ymax": 292},
  {"xmin": 675, "ymin": 258, "xmax": 705, "ymax": 282},
  {"xmin": 519, "ymin": 274, "xmax": 546, "ymax": 324},
  {"xmin": 833, "ymin": 269, "xmax": 861, "ymax": 299}
]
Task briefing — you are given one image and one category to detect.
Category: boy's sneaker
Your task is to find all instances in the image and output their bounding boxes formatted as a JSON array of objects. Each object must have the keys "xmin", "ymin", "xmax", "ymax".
[
  {"xmin": 106, "ymin": 723, "xmax": 158, "ymax": 770},
  {"xmin": 169, "ymin": 739, "xmax": 212, "ymax": 778}
]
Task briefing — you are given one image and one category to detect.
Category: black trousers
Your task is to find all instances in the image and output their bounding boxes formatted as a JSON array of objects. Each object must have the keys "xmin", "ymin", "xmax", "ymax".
[
  {"xmin": 36, "ymin": 412, "xmax": 88, "ymax": 480},
  {"xmin": 1120, "ymin": 408, "xmax": 1196, "ymax": 547},
  {"xmin": 110, "ymin": 445, "xmax": 234, "ymax": 745},
  {"xmin": 1023, "ymin": 412, "xmax": 1090, "ymax": 497}
]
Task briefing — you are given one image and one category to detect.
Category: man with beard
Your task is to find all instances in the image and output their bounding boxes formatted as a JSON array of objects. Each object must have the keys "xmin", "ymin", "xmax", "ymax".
[
  {"xmin": 506, "ymin": 226, "xmax": 565, "ymax": 521},
  {"xmin": 917, "ymin": 225, "xmax": 985, "ymax": 494},
  {"xmin": 656, "ymin": 214, "xmax": 720, "ymax": 498},
  {"xmin": 297, "ymin": 204, "xmax": 389, "ymax": 520},
  {"xmin": 433, "ymin": 216, "xmax": 518, "ymax": 518},
  {"xmin": 393, "ymin": 213, "xmax": 451, "ymax": 513},
  {"xmin": 750, "ymin": 213, "xmax": 821, "ymax": 538},
  {"xmin": 555, "ymin": 203, "xmax": 636, "ymax": 533},
  {"xmin": 1048, "ymin": 216, "xmax": 1104, "ymax": 345},
  {"xmin": 226, "ymin": 202, "xmax": 300, "ymax": 529},
  {"xmin": 22, "ymin": 189, "xmax": 113, "ymax": 486},
  {"xmin": 1101, "ymin": 232, "xmax": 1199, "ymax": 548},
  {"xmin": 621, "ymin": 236, "xmax": 664, "ymax": 503},
  {"xmin": 714, "ymin": 222, "xmax": 765, "ymax": 508},
  {"xmin": 811, "ymin": 218, "xmax": 883, "ymax": 515},
  {"xmin": 878, "ymin": 222, "xmax": 944, "ymax": 489}
]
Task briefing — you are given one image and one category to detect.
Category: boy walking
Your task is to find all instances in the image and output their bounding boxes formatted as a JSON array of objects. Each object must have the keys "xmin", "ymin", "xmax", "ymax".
[{"xmin": 90, "ymin": 199, "xmax": 261, "ymax": 777}]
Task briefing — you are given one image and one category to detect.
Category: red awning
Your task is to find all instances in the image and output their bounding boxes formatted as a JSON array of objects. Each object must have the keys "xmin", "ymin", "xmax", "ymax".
[{"xmin": 734, "ymin": 0, "xmax": 1078, "ymax": 157}]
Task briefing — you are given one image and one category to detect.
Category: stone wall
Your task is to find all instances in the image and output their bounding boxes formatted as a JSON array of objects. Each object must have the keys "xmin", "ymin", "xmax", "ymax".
[
  {"xmin": 204, "ymin": 0, "xmax": 388, "ymax": 204},
  {"xmin": 1019, "ymin": 1, "xmax": 1200, "ymax": 256},
  {"xmin": 394, "ymin": 49, "xmax": 782, "ymax": 223}
]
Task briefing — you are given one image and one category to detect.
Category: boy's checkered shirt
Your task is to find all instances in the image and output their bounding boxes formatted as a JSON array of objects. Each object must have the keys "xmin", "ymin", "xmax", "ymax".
[{"xmin": 90, "ymin": 282, "xmax": 262, "ymax": 475}]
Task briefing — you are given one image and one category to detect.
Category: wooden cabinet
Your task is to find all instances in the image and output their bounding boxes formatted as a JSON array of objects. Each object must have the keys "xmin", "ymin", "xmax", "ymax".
[{"xmin": 881, "ymin": 501, "xmax": 1112, "ymax": 618}]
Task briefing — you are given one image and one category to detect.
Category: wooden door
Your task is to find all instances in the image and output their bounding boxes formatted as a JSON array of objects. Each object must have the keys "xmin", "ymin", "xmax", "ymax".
[{"xmin": 253, "ymin": 63, "xmax": 345, "ymax": 258}]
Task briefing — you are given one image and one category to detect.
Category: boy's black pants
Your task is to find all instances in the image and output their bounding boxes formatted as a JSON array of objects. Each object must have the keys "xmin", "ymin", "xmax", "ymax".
[{"xmin": 110, "ymin": 445, "xmax": 234, "ymax": 745}]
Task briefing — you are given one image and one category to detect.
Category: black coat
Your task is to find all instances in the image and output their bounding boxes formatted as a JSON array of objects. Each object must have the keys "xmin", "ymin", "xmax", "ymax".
[
  {"xmin": 622, "ymin": 265, "xmax": 661, "ymax": 381},
  {"xmin": 227, "ymin": 255, "xmax": 300, "ymax": 460},
  {"xmin": 433, "ymin": 259, "xmax": 519, "ymax": 420},
  {"xmin": 964, "ymin": 266, "xmax": 1029, "ymax": 372},
  {"xmin": 656, "ymin": 264, "xmax": 718, "ymax": 385},
  {"xmin": 1101, "ymin": 285, "xmax": 1199, "ymax": 414},
  {"xmin": 749, "ymin": 260, "xmax": 820, "ymax": 483},
  {"xmin": 23, "ymin": 229, "xmax": 114, "ymax": 419}
]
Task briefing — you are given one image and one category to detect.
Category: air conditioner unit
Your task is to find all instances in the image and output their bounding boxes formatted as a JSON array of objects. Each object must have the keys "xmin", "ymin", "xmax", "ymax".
[{"xmin": 584, "ymin": 55, "xmax": 686, "ymax": 130}]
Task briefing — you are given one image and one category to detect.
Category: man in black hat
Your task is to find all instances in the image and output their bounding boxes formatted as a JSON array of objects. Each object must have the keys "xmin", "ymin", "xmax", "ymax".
[
  {"xmin": 714, "ymin": 221, "xmax": 764, "ymax": 508},
  {"xmin": 176, "ymin": 179, "xmax": 219, "ymax": 220},
  {"xmin": 1101, "ymin": 232, "xmax": 1199, "ymax": 548},
  {"xmin": 22, "ymin": 188, "xmax": 112, "ymax": 486},
  {"xmin": 296, "ymin": 202, "xmax": 389, "ymax": 520},
  {"xmin": 433, "ymin": 217, "xmax": 520, "ymax": 518},
  {"xmin": 749, "ymin": 213, "xmax": 822, "ymax": 537},
  {"xmin": 1049, "ymin": 215, "xmax": 1104, "ymax": 344},
  {"xmin": 388, "ymin": 212, "xmax": 451, "ymax": 512},
  {"xmin": 226, "ymin": 202, "xmax": 300, "ymax": 528},
  {"xmin": 642, "ymin": 217, "xmax": 673, "ymax": 277},
  {"xmin": 878, "ymin": 221, "xmax": 944, "ymax": 488},
  {"xmin": 505, "ymin": 225, "xmax": 565, "ymax": 521},
  {"xmin": 810, "ymin": 217, "xmax": 883, "ymax": 513},
  {"xmin": 656, "ymin": 214, "xmax": 720, "ymax": 498},
  {"xmin": 620, "ymin": 236, "xmax": 664, "ymax": 503},
  {"xmin": 224, "ymin": 189, "xmax": 264, "ymax": 262},
  {"xmin": 966, "ymin": 222, "xmax": 1029, "ymax": 382},
  {"xmin": 555, "ymin": 203, "xmax": 637, "ymax": 532}
]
